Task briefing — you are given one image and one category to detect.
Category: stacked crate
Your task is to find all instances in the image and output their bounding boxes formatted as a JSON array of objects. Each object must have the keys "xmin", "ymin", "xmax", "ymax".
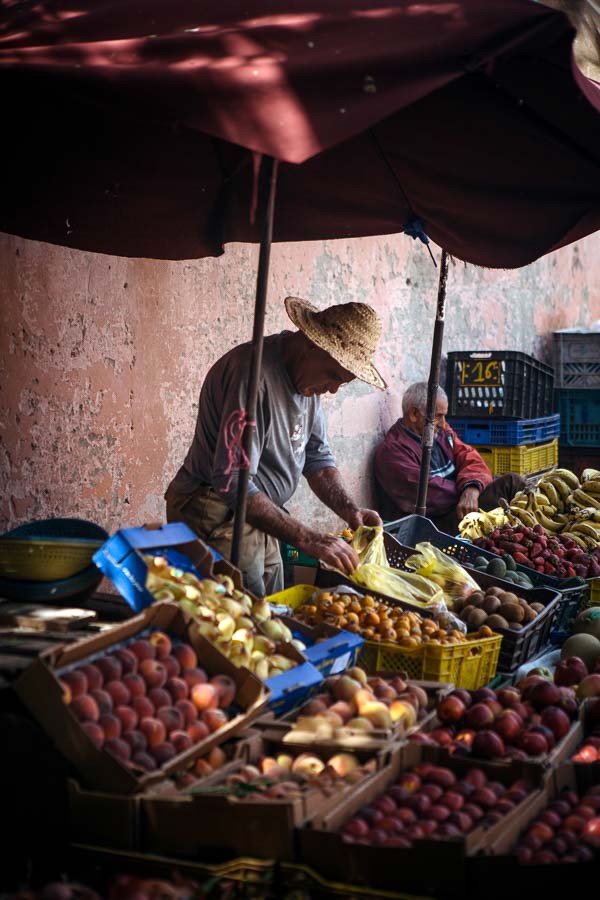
[
  {"xmin": 553, "ymin": 329, "xmax": 600, "ymax": 477},
  {"xmin": 445, "ymin": 350, "xmax": 558, "ymax": 476}
]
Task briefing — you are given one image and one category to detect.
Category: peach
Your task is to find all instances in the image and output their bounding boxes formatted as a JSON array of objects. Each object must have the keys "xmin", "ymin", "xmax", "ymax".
[
  {"xmin": 140, "ymin": 717, "xmax": 167, "ymax": 748},
  {"xmin": 95, "ymin": 655, "xmax": 123, "ymax": 683},
  {"xmin": 132, "ymin": 696, "xmax": 155, "ymax": 721},
  {"xmin": 123, "ymin": 673, "xmax": 146, "ymax": 699},
  {"xmin": 327, "ymin": 701, "xmax": 353, "ymax": 724},
  {"xmin": 163, "ymin": 655, "xmax": 182, "ymax": 679},
  {"xmin": 151, "ymin": 741, "xmax": 177, "ymax": 766},
  {"xmin": 99, "ymin": 713, "xmax": 121, "ymax": 740},
  {"xmin": 471, "ymin": 787, "xmax": 497, "ymax": 809},
  {"xmin": 201, "ymin": 707, "xmax": 229, "ymax": 733},
  {"xmin": 139, "ymin": 659, "xmax": 168, "ymax": 689},
  {"xmin": 122, "ymin": 730, "xmax": 147, "ymax": 755},
  {"xmin": 442, "ymin": 790, "xmax": 464, "ymax": 812},
  {"xmin": 187, "ymin": 721, "xmax": 210, "ymax": 743},
  {"xmin": 71, "ymin": 694, "xmax": 100, "ymax": 723},
  {"xmin": 174, "ymin": 643, "xmax": 198, "ymax": 671},
  {"xmin": 463, "ymin": 803, "xmax": 484, "ymax": 821},
  {"xmin": 464, "ymin": 768, "xmax": 487, "ymax": 789},
  {"xmin": 157, "ymin": 706, "xmax": 184, "ymax": 735},
  {"xmin": 427, "ymin": 767, "xmax": 457, "ymax": 788},
  {"xmin": 132, "ymin": 751, "xmax": 158, "ymax": 772},
  {"xmin": 105, "ymin": 680, "xmax": 131, "ymax": 708},
  {"xmin": 79, "ymin": 664, "xmax": 103, "ymax": 691},
  {"xmin": 61, "ymin": 670, "xmax": 88, "ymax": 699},
  {"xmin": 175, "ymin": 699, "xmax": 198, "ymax": 727},
  {"xmin": 207, "ymin": 745, "xmax": 227, "ymax": 769},
  {"xmin": 327, "ymin": 753, "xmax": 360, "ymax": 777},
  {"xmin": 58, "ymin": 680, "xmax": 72, "ymax": 705},
  {"xmin": 397, "ymin": 772, "xmax": 421, "ymax": 793},
  {"xmin": 89, "ymin": 689, "xmax": 113, "ymax": 715},
  {"xmin": 303, "ymin": 698, "xmax": 329, "ymax": 716},
  {"xmin": 149, "ymin": 631, "xmax": 172, "ymax": 659},
  {"xmin": 210, "ymin": 674, "xmax": 236, "ymax": 708},
  {"xmin": 129, "ymin": 639, "xmax": 156, "ymax": 662},
  {"xmin": 528, "ymin": 821, "xmax": 554, "ymax": 844},
  {"xmin": 115, "ymin": 705, "xmax": 138, "ymax": 733},
  {"xmin": 449, "ymin": 811, "xmax": 473, "ymax": 833},
  {"xmin": 81, "ymin": 721, "xmax": 105, "ymax": 748},
  {"xmin": 148, "ymin": 687, "xmax": 171, "ymax": 710},
  {"xmin": 166, "ymin": 677, "xmax": 189, "ymax": 704},
  {"xmin": 170, "ymin": 730, "xmax": 193, "ymax": 754},
  {"xmin": 194, "ymin": 758, "xmax": 214, "ymax": 777},
  {"xmin": 191, "ymin": 682, "xmax": 219, "ymax": 711},
  {"xmin": 182, "ymin": 667, "xmax": 208, "ymax": 689},
  {"xmin": 104, "ymin": 737, "xmax": 131, "ymax": 763},
  {"xmin": 113, "ymin": 648, "xmax": 138, "ymax": 675}
]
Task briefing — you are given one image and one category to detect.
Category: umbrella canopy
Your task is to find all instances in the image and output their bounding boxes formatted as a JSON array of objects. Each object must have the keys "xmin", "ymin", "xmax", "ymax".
[{"xmin": 1, "ymin": 1, "xmax": 599, "ymax": 267}]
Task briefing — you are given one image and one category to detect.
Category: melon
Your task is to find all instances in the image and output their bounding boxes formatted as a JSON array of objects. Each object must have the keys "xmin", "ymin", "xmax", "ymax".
[
  {"xmin": 560, "ymin": 633, "xmax": 600, "ymax": 671},
  {"xmin": 572, "ymin": 608, "xmax": 600, "ymax": 642}
]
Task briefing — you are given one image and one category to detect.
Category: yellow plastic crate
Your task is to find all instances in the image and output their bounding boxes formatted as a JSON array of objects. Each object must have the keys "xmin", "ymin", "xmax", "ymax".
[
  {"xmin": 358, "ymin": 632, "xmax": 501, "ymax": 689},
  {"xmin": 587, "ymin": 577, "xmax": 600, "ymax": 607},
  {"xmin": 474, "ymin": 437, "xmax": 558, "ymax": 476},
  {"xmin": 266, "ymin": 584, "xmax": 317, "ymax": 609}
]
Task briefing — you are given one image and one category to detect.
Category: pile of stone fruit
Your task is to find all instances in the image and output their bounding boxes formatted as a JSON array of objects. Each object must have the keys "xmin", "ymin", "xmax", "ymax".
[
  {"xmin": 473, "ymin": 524, "xmax": 600, "ymax": 579},
  {"xmin": 145, "ymin": 557, "xmax": 303, "ymax": 679},
  {"xmin": 452, "ymin": 586, "xmax": 545, "ymax": 633},
  {"xmin": 293, "ymin": 590, "xmax": 478, "ymax": 648},
  {"xmin": 412, "ymin": 677, "xmax": 579, "ymax": 760},
  {"xmin": 192, "ymin": 750, "xmax": 374, "ymax": 801},
  {"xmin": 283, "ymin": 667, "xmax": 429, "ymax": 742},
  {"xmin": 340, "ymin": 762, "xmax": 531, "ymax": 847},
  {"xmin": 59, "ymin": 631, "xmax": 238, "ymax": 772},
  {"xmin": 512, "ymin": 784, "xmax": 600, "ymax": 864}
]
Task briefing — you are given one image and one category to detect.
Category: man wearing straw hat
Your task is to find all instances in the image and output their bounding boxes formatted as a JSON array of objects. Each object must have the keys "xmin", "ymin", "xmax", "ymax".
[{"xmin": 165, "ymin": 297, "xmax": 385, "ymax": 597}]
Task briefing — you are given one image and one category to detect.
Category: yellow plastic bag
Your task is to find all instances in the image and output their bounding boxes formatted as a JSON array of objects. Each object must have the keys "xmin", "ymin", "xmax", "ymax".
[
  {"xmin": 351, "ymin": 562, "xmax": 444, "ymax": 607},
  {"xmin": 351, "ymin": 525, "xmax": 388, "ymax": 567},
  {"xmin": 404, "ymin": 542, "xmax": 479, "ymax": 600}
]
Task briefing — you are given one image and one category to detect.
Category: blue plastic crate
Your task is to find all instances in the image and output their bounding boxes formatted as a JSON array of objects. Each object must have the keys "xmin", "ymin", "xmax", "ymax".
[
  {"xmin": 557, "ymin": 389, "xmax": 600, "ymax": 447},
  {"xmin": 449, "ymin": 414, "xmax": 560, "ymax": 446},
  {"xmin": 264, "ymin": 662, "xmax": 323, "ymax": 716},
  {"xmin": 287, "ymin": 622, "xmax": 364, "ymax": 676},
  {"xmin": 93, "ymin": 522, "xmax": 223, "ymax": 612}
]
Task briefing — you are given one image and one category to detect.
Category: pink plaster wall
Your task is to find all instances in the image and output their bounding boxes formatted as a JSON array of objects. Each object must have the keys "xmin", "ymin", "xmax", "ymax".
[{"xmin": 1, "ymin": 231, "xmax": 599, "ymax": 536}]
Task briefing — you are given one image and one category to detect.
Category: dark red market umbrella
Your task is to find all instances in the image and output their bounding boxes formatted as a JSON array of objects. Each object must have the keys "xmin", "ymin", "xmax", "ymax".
[{"xmin": 1, "ymin": 0, "xmax": 600, "ymax": 268}]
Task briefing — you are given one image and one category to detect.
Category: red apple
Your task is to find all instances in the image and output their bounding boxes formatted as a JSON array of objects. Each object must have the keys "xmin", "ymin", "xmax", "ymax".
[
  {"xmin": 529, "ymin": 681, "xmax": 561, "ymax": 710},
  {"xmin": 465, "ymin": 703, "xmax": 495, "ymax": 731},
  {"xmin": 493, "ymin": 710, "xmax": 523, "ymax": 743},
  {"xmin": 554, "ymin": 656, "xmax": 588, "ymax": 687},
  {"xmin": 437, "ymin": 694, "xmax": 467, "ymax": 724},
  {"xmin": 540, "ymin": 706, "xmax": 571, "ymax": 740},
  {"xmin": 471, "ymin": 730, "xmax": 505, "ymax": 760}
]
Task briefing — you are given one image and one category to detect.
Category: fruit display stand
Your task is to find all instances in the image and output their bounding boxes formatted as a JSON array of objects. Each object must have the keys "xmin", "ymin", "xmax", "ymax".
[
  {"xmin": 93, "ymin": 523, "xmax": 326, "ymax": 716},
  {"xmin": 298, "ymin": 741, "xmax": 548, "ymax": 893},
  {"xmin": 384, "ymin": 514, "xmax": 588, "ymax": 639},
  {"xmin": 138, "ymin": 734, "xmax": 387, "ymax": 861},
  {"xmin": 14, "ymin": 601, "xmax": 269, "ymax": 794}
]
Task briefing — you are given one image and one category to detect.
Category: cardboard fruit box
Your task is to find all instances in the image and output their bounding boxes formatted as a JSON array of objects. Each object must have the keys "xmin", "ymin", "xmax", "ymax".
[
  {"xmin": 94, "ymin": 523, "xmax": 324, "ymax": 716},
  {"xmin": 139, "ymin": 733, "xmax": 388, "ymax": 861},
  {"xmin": 15, "ymin": 601, "xmax": 269, "ymax": 794},
  {"xmin": 298, "ymin": 741, "xmax": 547, "ymax": 892}
]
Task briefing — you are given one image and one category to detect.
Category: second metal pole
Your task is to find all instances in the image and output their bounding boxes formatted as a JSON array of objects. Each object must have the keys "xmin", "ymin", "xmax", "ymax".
[{"xmin": 416, "ymin": 249, "xmax": 449, "ymax": 516}]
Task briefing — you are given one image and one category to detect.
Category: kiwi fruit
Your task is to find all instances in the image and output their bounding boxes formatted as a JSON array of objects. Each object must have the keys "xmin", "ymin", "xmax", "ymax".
[
  {"xmin": 499, "ymin": 602, "xmax": 524, "ymax": 623},
  {"xmin": 497, "ymin": 591, "xmax": 519, "ymax": 605},
  {"xmin": 482, "ymin": 594, "xmax": 501, "ymax": 615},
  {"xmin": 530, "ymin": 602, "xmax": 545, "ymax": 613},
  {"xmin": 460, "ymin": 604, "xmax": 475, "ymax": 622},
  {"xmin": 508, "ymin": 622, "xmax": 523, "ymax": 631},
  {"xmin": 522, "ymin": 606, "xmax": 537, "ymax": 623},
  {"xmin": 467, "ymin": 608, "xmax": 488, "ymax": 629},
  {"xmin": 486, "ymin": 587, "xmax": 505, "ymax": 598},
  {"xmin": 468, "ymin": 591, "xmax": 485, "ymax": 607},
  {"xmin": 486, "ymin": 614, "xmax": 509, "ymax": 630}
]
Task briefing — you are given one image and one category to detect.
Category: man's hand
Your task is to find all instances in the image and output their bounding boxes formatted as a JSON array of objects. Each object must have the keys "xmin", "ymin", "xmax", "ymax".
[
  {"xmin": 456, "ymin": 487, "xmax": 480, "ymax": 522},
  {"xmin": 346, "ymin": 507, "xmax": 383, "ymax": 530},
  {"xmin": 297, "ymin": 534, "xmax": 360, "ymax": 575}
]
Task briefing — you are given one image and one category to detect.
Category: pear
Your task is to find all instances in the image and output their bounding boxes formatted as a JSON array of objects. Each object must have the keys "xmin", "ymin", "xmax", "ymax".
[
  {"xmin": 235, "ymin": 615, "xmax": 255, "ymax": 631},
  {"xmin": 253, "ymin": 658, "xmax": 270, "ymax": 680},
  {"xmin": 253, "ymin": 635, "xmax": 276, "ymax": 655},
  {"xmin": 232, "ymin": 628, "xmax": 255, "ymax": 652},
  {"xmin": 279, "ymin": 622, "xmax": 293, "ymax": 643},
  {"xmin": 217, "ymin": 615, "xmax": 236, "ymax": 641},
  {"xmin": 178, "ymin": 598, "xmax": 197, "ymax": 616},
  {"xmin": 262, "ymin": 619, "xmax": 285, "ymax": 642},
  {"xmin": 183, "ymin": 584, "xmax": 202, "ymax": 601},
  {"xmin": 217, "ymin": 574, "xmax": 236, "ymax": 593},
  {"xmin": 219, "ymin": 598, "xmax": 246, "ymax": 618},
  {"xmin": 229, "ymin": 644, "xmax": 251, "ymax": 668},
  {"xmin": 290, "ymin": 639, "xmax": 307, "ymax": 653},
  {"xmin": 251, "ymin": 600, "xmax": 272, "ymax": 623},
  {"xmin": 196, "ymin": 619, "xmax": 220, "ymax": 642},
  {"xmin": 269, "ymin": 654, "xmax": 295, "ymax": 672}
]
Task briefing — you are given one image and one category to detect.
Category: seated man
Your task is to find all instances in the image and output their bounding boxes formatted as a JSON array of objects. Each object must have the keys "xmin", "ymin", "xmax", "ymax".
[{"xmin": 374, "ymin": 381, "xmax": 525, "ymax": 534}]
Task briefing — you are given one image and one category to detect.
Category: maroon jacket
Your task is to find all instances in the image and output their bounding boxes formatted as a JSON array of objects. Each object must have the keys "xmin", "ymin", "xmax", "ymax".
[{"xmin": 374, "ymin": 420, "xmax": 493, "ymax": 519}]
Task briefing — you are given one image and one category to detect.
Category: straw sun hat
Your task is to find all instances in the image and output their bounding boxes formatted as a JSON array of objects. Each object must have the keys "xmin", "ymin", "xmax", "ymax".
[{"xmin": 285, "ymin": 296, "xmax": 387, "ymax": 390}]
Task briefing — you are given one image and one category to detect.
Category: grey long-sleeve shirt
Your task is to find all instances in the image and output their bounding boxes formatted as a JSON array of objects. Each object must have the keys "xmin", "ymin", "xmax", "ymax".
[{"xmin": 169, "ymin": 332, "xmax": 336, "ymax": 508}]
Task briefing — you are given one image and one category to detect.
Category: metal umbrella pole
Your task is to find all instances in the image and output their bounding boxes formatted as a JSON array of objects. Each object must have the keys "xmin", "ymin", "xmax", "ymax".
[
  {"xmin": 230, "ymin": 155, "xmax": 279, "ymax": 568},
  {"xmin": 416, "ymin": 248, "xmax": 450, "ymax": 516}
]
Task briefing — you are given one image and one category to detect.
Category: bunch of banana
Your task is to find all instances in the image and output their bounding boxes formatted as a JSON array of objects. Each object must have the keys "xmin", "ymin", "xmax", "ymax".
[
  {"xmin": 582, "ymin": 468, "xmax": 600, "ymax": 482},
  {"xmin": 560, "ymin": 516, "xmax": 600, "ymax": 550},
  {"xmin": 458, "ymin": 507, "xmax": 507, "ymax": 540},
  {"xmin": 507, "ymin": 469, "xmax": 580, "ymax": 533}
]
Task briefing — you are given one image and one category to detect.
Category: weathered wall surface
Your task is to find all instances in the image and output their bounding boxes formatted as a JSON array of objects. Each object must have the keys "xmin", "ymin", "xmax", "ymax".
[{"xmin": 1, "ymin": 231, "xmax": 599, "ymax": 536}]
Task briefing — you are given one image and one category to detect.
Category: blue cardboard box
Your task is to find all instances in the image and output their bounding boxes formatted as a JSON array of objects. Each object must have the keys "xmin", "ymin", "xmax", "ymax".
[{"xmin": 282, "ymin": 616, "xmax": 364, "ymax": 677}]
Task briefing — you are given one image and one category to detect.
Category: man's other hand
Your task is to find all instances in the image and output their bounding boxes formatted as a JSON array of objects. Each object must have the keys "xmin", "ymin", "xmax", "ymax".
[
  {"xmin": 456, "ymin": 487, "xmax": 480, "ymax": 523},
  {"xmin": 346, "ymin": 508, "xmax": 383, "ymax": 529}
]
